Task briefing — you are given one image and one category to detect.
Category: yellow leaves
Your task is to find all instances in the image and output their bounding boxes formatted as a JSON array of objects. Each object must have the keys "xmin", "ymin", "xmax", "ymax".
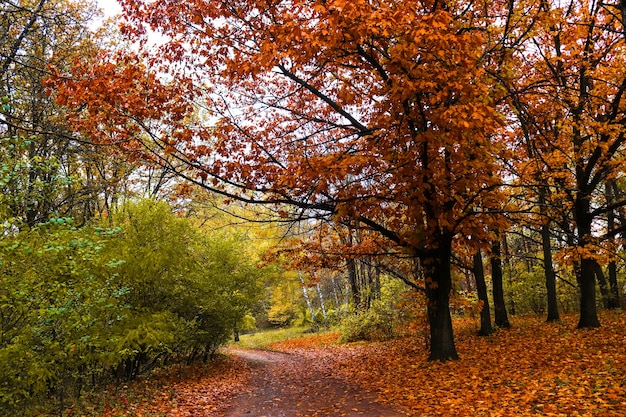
[
  {"xmin": 269, "ymin": 333, "xmax": 341, "ymax": 350},
  {"xmin": 556, "ymin": 243, "xmax": 614, "ymax": 268},
  {"xmin": 333, "ymin": 202, "xmax": 352, "ymax": 219}
]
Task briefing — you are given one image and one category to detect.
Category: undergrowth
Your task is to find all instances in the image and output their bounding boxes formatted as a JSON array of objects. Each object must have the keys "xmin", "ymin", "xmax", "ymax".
[{"xmin": 233, "ymin": 326, "xmax": 337, "ymax": 350}]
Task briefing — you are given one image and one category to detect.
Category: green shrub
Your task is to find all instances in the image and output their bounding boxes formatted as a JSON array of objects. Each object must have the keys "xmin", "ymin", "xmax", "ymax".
[
  {"xmin": 0, "ymin": 199, "xmax": 265, "ymax": 415},
  {"xmin": 339, "ymin": 307, "xmax": 395, "ymax": 342},
  {"xmin": 0, "ymin": 220, "xmax": 127, "ymax": 414},
  {"xmin": 339, "ymin": 276, "xmax": 409, "ymax": 342}
]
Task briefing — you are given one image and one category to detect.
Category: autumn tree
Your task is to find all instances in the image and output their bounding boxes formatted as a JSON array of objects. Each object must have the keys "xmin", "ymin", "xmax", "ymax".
[
  {"xmin": 49, "ymin": 0, "xmax": 515, "ymax": 361},
  {"xmin": 497, "ymin": 0, "xmax": 626, "ymax": 327},
  {"xmin": 0, "ymin": 0, "xmax": 144, "ymax": 227}
]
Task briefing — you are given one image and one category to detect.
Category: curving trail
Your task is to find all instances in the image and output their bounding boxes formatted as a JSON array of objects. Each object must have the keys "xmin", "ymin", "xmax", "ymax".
[{"xmin": 221, "ymin": 348, "xmax": 407, "ymax": 417}]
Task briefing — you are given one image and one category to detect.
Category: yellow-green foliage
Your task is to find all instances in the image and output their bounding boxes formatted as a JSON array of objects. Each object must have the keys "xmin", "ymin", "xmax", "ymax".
[
  {"xmin": 339, "ymin": 276, "xmax": 411, "ymax": 343},
  {"xmin": 267, "ymin": 271, "xmax": 302, "ymax": 326},
  {"xmin": 0, "ymin": 219, "xmax": 127, "ymax": 413},
  {"xmin": 0, "ymin": 199, "xmax": 265, "ymax": 415},
  {"xmin": 234, "ymin": 327, "xmax": 318, "ymax": 350}
]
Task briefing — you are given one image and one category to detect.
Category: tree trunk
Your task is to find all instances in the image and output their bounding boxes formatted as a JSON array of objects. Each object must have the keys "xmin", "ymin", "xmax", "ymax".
[
  {"xmin": 346, "ymin": 258, "xmax": 362, "ymax": 310},
  {"xmin": 298, "ymin": 271, "xmax": 318, "ymax": 327},
  {"xmin": 574, "ymin": 193, "xmax": 601, "ymax": 328},
  {"xmin": 577, "ymin": 258, "xmax": 600, "ymax": 328},
  {"xmin": 490, "ymin": 237, "xmax": 510, "ymax": 328},
  {"xmin": 473, "ymin": 250, "xmax": 493, "ymax": 336},
  {"xmin": 541, "ymin": 217, "xmax": 560, "ymax": 322},
  {"xmin": 233, "ymin": 321, "xmax": 240, "ymax": 342},
  {"xmin": 605, "ymin": 181, "xmax": 622, "ymax": 309},
  {"xmin": 331, "ymin": 278, "xmax": 343, "ymax": 318},
  {"xmin": 502, "ymin": 233, "xmax": 516, "ymax": 316},
  {"xmin": 424, "ymin": 236, "xmax": 459, "ymax": 361},
  {"xmin": 607, "ymin": 260, "xmax": 621, "ymax": 309},
  {"xmin": 315, "ymin": 282, "xmax": 329, "ymax": 328},
  {"xmin": 0, "ymin": 0, "xmax": 48, "ymax": 81},
  {"xmin": 522, "ymin": 231, "xmax": 534, "ymax": 273},
  {"xmin": 594, "ymin": 262, "xmax": 611, "ymax": 309}
]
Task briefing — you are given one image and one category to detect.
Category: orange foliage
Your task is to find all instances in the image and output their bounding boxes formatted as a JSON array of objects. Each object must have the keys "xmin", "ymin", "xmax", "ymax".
[
  {"xmin": 326, "ymin": 313, "xmax": 626, "ymax": 416},
  {"xmin": 47, "ymin": 314, "xmax": 626, "ymax": 416},
  {"xmin": 262, "ymin": 314, "xmax": 626, "ymax": 416},
  {"xmin": 53, "ymin": 356, "xmax": 251, "ymax": 417},
  {"xmin": 50, "ymin": 0, "xmax": 626, "ymax": 357}
]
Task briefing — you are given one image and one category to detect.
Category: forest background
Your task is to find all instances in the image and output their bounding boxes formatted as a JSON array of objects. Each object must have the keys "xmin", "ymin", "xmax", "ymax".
[{"xmin": 2, "ymin": 0, "xmax": 626, "ymax": 415}]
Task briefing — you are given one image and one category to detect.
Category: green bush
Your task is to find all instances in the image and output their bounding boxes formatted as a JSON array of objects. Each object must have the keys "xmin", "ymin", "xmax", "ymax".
[
  {"xmin": 0, "ymin": 199, "xmax": 265, "ymax": 415},
  {"xmin": 339, "ymin": 307, "xmax": 395, "ymax": 342},
  {"xmin": 507, "ymin": 264, "xmax": 579, "ymax": 316},
  {"xmin": 0, "ymin": 220, "xmax": 128, "ymax": 414},
  {"xmin": 339, "ymin": 277, "xmax": 409, "ymax": 342}
]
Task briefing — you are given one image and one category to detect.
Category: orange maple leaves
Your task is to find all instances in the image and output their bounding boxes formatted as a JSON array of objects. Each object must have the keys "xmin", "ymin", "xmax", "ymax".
[
  {"xmin": 44, "ymin": 312, "xmax": 626, "ymax": 416},
  {"xmin": 87, "ymin": 356, "xmax": 251, "ymax": 417},
  {"xmin": 270, "ymin": 313, "xmax": 626, "ymax": 417}
]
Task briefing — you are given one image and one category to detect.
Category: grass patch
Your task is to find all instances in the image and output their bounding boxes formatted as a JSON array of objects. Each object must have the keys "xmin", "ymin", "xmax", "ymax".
[{"xmin": 233, "ymin": 327, "xmax": 334, "ymax": 350}]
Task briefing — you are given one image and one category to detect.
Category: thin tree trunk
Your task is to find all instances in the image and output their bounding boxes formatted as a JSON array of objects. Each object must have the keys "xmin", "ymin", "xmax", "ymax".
[
  {"xmin": 605, "ymin": 181, "xmax": 621, "ymax": 308},
  {"xmin": 298, "ymin": 271, "xmax": 318, "ymax": 328},
  {"xmin": 315, "ymin": 282, "xmax": 329, "ymax": 328},
  {"xmin": 0, "ymin": 0, "xmax": 48, "ymax": 82},
  {"xmin": 607, "ymin": 260, "xmax": 621, "ymax": 308},
  {"xmin": 540, "ymin": 217, "xmax": 560, "ymax": 321},
  {"xmin": 522, "ymin": 231, "xmax": 534, "ymax": 273},
  {"xmin": 594, "ymin": 262, "xmax": 611, "ymax": 310},
  {"xmin": 473, "ymin": 250, "xmax": 493, "ymax": 336},
  {"xmin": 346, "ymin": 258, "xmax": 361, "ymax": 310},
  {"xmin": 233, "ymin": 321, "xmax": 240, "ymax": 342},
  {"xmin": 331, "ymin": 278, "xmax": 343, "ymax": 317},
  {"xmin": 490, "ymin": 236, "xmax": 510, "ymax": 328},
  {"xmin": 502, "ymin": 233, "xmax": 516, "ymax": 316}
]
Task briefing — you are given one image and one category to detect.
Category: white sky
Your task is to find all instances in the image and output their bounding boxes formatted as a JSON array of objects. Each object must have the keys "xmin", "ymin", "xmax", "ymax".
[{"xmin": 97, "ymin": 0, "xmax": 122, "ymax": 17}]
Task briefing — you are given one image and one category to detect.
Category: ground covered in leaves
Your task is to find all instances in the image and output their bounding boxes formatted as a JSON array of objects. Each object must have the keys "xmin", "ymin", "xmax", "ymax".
[
  {"xmin": 55, "ymin": 356, "xmax": 251, "ymax": 417},
  {"xmin": 266, "ymin": 313, "xmax": 626, "ymax": 416},
  {"xmin": 57, "ymin": 312, "xmax": 625, "ymax": 416},
  {"xmin": 222, "ymin": 347, "xmax": 405, "ymax": 416}
]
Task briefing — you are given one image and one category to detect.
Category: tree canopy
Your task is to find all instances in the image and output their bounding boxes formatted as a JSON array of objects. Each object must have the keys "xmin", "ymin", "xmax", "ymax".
[{"xmin": 31, "ymin": 0, "xmax": 626, "ymax": 362}]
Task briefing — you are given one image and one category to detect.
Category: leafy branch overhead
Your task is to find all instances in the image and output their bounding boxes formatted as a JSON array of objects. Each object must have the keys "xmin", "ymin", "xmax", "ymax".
[
  {"xmin": 6, "ymin": 0, "xmax": 626, "ymax": 383},
  {"xmin": 50, "ymin": 0, "xmax": 516, "ymax": 361}
]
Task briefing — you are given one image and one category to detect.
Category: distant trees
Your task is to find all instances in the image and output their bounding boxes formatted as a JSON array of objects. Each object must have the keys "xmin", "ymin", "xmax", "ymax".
[{"xmin": 0, "ymin": 0, "xmax": 126, "ymax": 227}]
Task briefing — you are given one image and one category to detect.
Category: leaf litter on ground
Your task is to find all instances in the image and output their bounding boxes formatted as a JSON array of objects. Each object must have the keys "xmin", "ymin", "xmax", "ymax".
[{"xmin": 54, "ymin": 311, "xmax": 626, "ymax": 416}]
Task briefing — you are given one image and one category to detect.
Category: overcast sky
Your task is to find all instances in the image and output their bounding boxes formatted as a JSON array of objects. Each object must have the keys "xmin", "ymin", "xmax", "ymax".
[{"xmin": 97, "ymin": 0, "xmax": 121, "ymax": 17}]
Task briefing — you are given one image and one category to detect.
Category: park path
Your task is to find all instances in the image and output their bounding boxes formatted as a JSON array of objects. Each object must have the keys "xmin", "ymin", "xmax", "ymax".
[{"xmin": 220, "ymin": 348, "xmax": 407, "ymax": 417}]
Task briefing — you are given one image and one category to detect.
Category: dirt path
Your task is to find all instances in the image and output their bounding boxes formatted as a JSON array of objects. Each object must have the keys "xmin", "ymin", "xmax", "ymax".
[{"xmin": 221, "ymin": 348, "xmax": 407, "ymax": 417}]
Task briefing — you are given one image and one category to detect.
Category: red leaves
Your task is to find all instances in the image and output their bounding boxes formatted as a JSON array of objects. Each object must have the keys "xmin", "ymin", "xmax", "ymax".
[
  {"xmin": 90, "ymin": 356, "xmax": 251, "ymax": 417},
  {"xmin": 46, "ymin": 49, "xmax": 199, "ymax": 165}
]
